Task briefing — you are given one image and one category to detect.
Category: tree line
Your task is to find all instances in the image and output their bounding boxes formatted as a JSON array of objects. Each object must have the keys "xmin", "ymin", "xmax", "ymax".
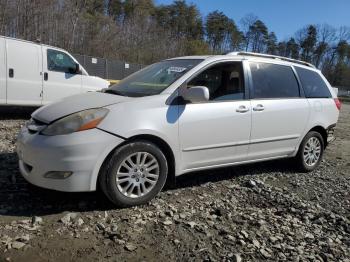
[{"xmin": 0, "ymin": 0, "xmax": 349, "ymax": 86}]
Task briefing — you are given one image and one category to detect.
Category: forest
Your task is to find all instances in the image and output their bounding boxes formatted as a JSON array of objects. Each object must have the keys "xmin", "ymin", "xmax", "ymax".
[{"xmin": 0, "ymin": 0, "xmax": 349, "ymax": 86}]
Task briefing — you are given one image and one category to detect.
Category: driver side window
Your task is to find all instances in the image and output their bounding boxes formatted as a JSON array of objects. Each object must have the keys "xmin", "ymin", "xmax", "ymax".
[
  {"xmin": 187, "ymin": 62, "xmax": 245, "ymax": 101},
  {"xmin": 47, "ymin": 49, "xmax": 77, "ymax": 74}
]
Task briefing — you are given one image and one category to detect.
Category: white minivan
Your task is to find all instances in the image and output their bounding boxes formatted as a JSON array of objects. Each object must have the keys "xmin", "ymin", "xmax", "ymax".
[
  {"xmin": 0, "ymin": 36, "xmax": 109, "ymax": 106},
  {"xmin": 17, "ymin": 52, "xmax": 340, "ymax": 207}
]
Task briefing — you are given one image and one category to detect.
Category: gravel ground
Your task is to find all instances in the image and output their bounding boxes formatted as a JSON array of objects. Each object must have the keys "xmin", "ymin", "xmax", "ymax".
[{"xmin": 0, "ymin": 104, "xmax": 349, "ymax": 262}]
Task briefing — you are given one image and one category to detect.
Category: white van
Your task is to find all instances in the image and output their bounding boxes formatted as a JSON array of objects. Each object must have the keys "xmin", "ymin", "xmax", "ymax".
[
  {"xmin": 0, "ymin": 36, "xmax": 109, "ymax": 106},
  {"xmin": 17, "ymin": 52, "xmax": 340, "ymax": 207}
]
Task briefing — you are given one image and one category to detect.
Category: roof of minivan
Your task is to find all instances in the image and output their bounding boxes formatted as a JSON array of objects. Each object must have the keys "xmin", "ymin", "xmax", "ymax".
[
  {"xmin": 167, "ymin": 55, "xmax": 211, "ymax": 60},
  {"xmin": 168, "ymin": 52, "xmax": 317, "ymax": 71}
]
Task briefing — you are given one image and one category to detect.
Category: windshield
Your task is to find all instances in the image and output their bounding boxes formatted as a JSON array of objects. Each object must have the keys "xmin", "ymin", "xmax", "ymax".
[{"xmin": 108, "ymin": 59, "xmax": 203, "ymax": 97}]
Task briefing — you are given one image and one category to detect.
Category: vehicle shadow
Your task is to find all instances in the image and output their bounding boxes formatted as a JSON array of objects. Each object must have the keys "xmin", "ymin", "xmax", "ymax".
[
  {"xmin": 0, "ymin": 106, "xmax": 37, "ymax": 120},
  {"xmin": 0, "ymin": 151, "xmax": 295, "ymax": 217}
]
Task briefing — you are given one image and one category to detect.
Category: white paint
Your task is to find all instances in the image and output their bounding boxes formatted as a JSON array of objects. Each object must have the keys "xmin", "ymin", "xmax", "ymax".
[
  {"xmin": 0, "ymin": 36, "xmax": 109, "ymax": 106},
  {"xmin": 17, "ymin": 54, "xmax": 340, "ymax": 193}
]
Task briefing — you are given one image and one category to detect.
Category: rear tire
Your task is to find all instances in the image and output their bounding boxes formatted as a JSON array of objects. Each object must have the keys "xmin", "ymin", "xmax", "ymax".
[
  {"xmin": 295, "ymin": 131, "xmax": 324, "ymax": 172},
  {"xmin": 99, "ymin": 140, "xmax": 168, "ymax": 207}
]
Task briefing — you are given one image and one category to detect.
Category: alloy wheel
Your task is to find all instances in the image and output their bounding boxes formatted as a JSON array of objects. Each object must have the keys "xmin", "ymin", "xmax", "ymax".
[
  {"xmin": 303, "ymin": 136, "xmax": 322, "ymax": 167},
  {"xmin": 116, "ymin": 152, "xmax": 160, "ymax": 198}
]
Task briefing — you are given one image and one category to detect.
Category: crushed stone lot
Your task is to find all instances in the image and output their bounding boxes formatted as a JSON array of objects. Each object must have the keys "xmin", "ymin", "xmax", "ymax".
[{"xmin": 0, "ymin": 104, "xmax": 349, "ymax": 262}]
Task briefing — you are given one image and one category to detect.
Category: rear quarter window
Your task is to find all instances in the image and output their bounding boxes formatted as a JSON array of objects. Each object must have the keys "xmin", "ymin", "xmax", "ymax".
[
  {"xmin": 249, "ymin": 62, "xmax": 300, "ymax": 99},
  {"xmin": 295, "ymin": 67, "xmax": 332, "ymax": 98}
]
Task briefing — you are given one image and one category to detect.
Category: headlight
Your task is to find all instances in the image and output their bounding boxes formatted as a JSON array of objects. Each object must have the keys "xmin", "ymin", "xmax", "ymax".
[{"xmin": 41, "ymin": 108, "xmax": 109, "ymax": 136}]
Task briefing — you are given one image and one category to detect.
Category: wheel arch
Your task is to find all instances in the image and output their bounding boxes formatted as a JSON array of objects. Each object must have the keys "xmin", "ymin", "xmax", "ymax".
[
  {"xmin": 96, "ymin": 134, "xmax": 177, "ymax": 191},
  {"xmin": 308, "ymin": 125, "xmax": 328, "ymax": 148}
]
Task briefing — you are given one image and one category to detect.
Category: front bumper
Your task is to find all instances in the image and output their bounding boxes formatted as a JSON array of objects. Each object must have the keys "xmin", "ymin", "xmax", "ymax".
[{"xmin": 16, "ymin": 127, "xmax": 124, "ymax": 192}]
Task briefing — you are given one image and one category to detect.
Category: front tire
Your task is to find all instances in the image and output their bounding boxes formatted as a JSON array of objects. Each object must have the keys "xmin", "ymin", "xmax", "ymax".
[
  {"xmin": 99, "ymin": 141, "xmax": 168, "ymax": 207},
  {"xmin": 295, "ymin": 131, "xmax": 324, "ymax": 172}
]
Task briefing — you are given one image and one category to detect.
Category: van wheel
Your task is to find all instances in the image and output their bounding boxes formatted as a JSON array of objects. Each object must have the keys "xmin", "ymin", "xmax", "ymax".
[
  {"xmin": 295, "ymin": 131, "xmax": 324, "ymax": 172},
  {"xmin": 99, "ymin": 141, "xmax": 168, "ymax": 207}
]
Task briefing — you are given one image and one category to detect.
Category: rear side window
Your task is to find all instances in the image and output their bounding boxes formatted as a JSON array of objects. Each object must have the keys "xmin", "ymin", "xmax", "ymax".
[
  {"xmin": 295, "ymin": 67, "xmax": 331, "ymax": 98},
  {"xmin": 249, "ymin": 62, "xmax": 300, "ymax": 99}
]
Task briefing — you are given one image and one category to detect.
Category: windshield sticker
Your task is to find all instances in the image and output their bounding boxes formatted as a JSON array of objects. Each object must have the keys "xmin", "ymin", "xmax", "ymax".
[{"xmin": 167, "ymin": 67, "xmax": 187, "ymax": 73}]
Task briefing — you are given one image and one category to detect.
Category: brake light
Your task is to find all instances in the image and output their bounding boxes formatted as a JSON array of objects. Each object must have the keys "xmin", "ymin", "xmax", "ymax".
[{"xmin": 334, "ymin": 98, "xmax": 341, "ymax": 110}]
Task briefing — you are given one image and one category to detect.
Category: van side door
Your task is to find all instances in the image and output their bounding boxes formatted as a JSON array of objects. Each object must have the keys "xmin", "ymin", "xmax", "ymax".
[
  {"xmin": 6, "ymin": 38, "xmax": 43, "ymax": 106},
  {"xmin": 247, "ymin": 62, "xmax": 310, "ymax": 160},
  {"xmin": 0, "ymin": 38, "xmax": 6, "ymax": 104},
  {"xmin": 42, "ymin": 47, "xmax": 82, "ymax": 104}
]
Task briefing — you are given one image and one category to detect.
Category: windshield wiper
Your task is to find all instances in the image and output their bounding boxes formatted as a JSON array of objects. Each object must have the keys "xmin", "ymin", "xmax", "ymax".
[{"xmin": 104, "ymin": 89, "xmax": 126, "ymax": 96}]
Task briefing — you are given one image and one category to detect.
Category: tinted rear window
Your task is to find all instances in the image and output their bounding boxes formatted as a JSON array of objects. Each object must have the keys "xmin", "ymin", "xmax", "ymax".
[
  {"xmin": 250, "ymin": 62, "xmax": 300, "ymax": 99},
  {"xmin": 295, "ymin": 67, "xmax": 331, "ymax": 98}
]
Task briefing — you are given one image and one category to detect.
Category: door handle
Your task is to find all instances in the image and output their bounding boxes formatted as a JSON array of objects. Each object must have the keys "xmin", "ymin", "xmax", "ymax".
[
  {"xmin": 44, "ymin": 72, "xmax": 48, "ymax": 81},
  {"xmin": 253, "ymin": 104, "xmax": 265, "ymax": 111},
  {"xmin": 9, "ymin": 68, "xmax": 14, "ymax": 78},
  {"xmin": 236, "ymin": 105, "xmax": 249, "ymax": 113}
]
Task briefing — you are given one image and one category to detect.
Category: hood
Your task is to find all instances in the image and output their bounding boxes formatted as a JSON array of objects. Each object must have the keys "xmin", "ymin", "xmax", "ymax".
[
  {"xmin": 32, "ymin": 92, "xmax": 132, "ymax": 123},
  {"xmin": 82, "ymin": 76, "xmax": 110, "ymax": 91},
  {"xmin": 91, "ymin": 76, "xmax": 110, "ymax": 87}
]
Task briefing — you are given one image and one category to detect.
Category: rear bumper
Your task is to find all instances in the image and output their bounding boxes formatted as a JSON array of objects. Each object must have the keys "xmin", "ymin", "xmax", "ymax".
[{"xmin": 17, "ymin": 127, "xmax": 124, "ymax": 192}]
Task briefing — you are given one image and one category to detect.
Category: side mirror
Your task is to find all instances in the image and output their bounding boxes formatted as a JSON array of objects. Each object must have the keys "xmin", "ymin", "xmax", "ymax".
[
  {"xmin": 68, "ymin": 63, "xmax": 80, "ymax": 74},
  {"xmin": 182, "ymin": 86, "xmax": 210, "ymax": 103},
  {"xmin": 75, "ymin": 63, "xmax": 80, "ymax": 74}
]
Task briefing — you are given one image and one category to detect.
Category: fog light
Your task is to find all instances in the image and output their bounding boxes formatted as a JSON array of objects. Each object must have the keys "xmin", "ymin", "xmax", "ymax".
[{"xmin": 44, "ymin": 171, "xmax": 73, "ymax": 179}]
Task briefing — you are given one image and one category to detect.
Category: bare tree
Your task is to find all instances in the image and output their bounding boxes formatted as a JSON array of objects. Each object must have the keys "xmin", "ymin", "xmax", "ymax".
[
  {"xmin": 0, "ymin": 1, "xmax": 349, "ymax": 86},
  {"xmin": 239, "ymin": 13, "xmax": 258, "ymax": 51},
  {"xmin": 338, "ymin": 26, "xmax": 350, "ymax": 42}
]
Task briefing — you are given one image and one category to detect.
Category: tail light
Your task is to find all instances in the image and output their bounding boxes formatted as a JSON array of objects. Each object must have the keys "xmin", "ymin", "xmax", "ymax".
[{"xmin": 334, "ymin": 98, "xmax": 341, "ymax": 111}]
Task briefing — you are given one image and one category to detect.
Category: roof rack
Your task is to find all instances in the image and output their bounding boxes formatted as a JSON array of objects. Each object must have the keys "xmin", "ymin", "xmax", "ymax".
[{"xmin": 226, "ymin": 51, "xmax": 316, "ymax": 68}]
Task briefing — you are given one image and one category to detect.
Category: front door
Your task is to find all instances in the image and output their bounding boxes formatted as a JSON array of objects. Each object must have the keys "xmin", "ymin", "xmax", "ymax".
[
  {"xmin": 42, "ymin": 47, "xmax": 82, "ymax": 104},
  {"xmin": 179, "ymin": 61, "xmax": 251, "ymax": 172},
  {"xmin": 248, "ymin": 62, "xmax": 309, "ymax": 160}
]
